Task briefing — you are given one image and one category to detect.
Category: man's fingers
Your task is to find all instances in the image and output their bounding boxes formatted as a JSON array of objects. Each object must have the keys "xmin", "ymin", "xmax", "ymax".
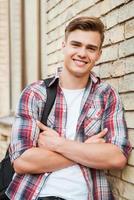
[
  {"xmin": 36, "ymin": 120, "xmax": 48, "ymax": 131},
  {"xmin": 96, "ymin": 128, "xmax": 108, "ymax": 138}
]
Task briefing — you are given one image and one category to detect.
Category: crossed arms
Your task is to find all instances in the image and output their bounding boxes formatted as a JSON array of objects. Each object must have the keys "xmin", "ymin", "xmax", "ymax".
[{"xmin": 13, "ymin": 121, "xmax": 127, "ymax": 174}]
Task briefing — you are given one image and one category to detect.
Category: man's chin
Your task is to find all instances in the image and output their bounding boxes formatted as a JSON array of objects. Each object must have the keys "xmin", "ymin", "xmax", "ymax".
[{"xmin": 71, "ymin": 70, "xmax": 90, "ymax": 78}]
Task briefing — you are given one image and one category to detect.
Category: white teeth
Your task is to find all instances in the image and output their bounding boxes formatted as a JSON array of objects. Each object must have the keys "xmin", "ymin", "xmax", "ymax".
[{"xmin": 74, "ymin": 59, "xmax": 87, "ymax": 64}]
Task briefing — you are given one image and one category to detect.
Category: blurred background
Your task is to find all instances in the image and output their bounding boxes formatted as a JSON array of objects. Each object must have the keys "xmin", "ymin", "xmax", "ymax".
[{"xmin": 0, "ymin": 0, "xmax": 134, "ymax": 199}]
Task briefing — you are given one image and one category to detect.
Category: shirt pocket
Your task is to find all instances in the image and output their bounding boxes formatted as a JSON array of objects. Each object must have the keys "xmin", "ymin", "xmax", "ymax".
[{"xmin": 84, "ymin": 103, "xmax": 104, "ymax": 138}]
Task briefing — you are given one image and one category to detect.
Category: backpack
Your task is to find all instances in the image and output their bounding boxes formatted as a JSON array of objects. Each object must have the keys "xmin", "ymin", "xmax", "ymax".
[{"xmin": 0, "ymin": 77, "xmax": 58, "ymax": 200}]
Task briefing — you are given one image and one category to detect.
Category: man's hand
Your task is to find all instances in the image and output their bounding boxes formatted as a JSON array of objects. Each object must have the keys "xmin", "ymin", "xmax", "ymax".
[
  {"xmin": 37, "ymin": 121, "xmax": 65, "ymax": 150},
  {"xmin": 37, "ymin": 121, "xmax": 108, "ymax": 150},
  {"xmin": 85, "ymin": 128, "xmax": 108, "ymax": 144}
]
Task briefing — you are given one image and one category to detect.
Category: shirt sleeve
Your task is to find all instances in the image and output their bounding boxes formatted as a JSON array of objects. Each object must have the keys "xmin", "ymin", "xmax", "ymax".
[
  {"xmin": 102, "ymin": 87, "xmax": 132, "ymax": 158},
  {"xmin": 9, "ymin": 84, "xmax": 41, "ymax": 162}
]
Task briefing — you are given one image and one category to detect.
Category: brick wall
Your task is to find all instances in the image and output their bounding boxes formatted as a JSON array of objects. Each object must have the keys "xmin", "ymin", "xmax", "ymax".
[{"xmin": 46, "ymin": 0, "xmax": 134, "ymax": 199}]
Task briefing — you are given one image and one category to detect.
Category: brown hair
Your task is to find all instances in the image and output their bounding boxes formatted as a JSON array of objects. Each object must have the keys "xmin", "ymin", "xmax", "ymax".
[{"xmin": 65, "ymin": 16, "xmax": 105, "ymax": 48}]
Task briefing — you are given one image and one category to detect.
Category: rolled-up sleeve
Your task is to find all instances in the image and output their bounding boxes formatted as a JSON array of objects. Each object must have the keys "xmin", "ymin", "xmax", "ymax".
[
  {"xmin": 9, "ymin": 85, "xmax": 41, "ymax": 162},
  {"xmin": 102, "ymin": 87, "xmax": 132, "ymax": 158}
]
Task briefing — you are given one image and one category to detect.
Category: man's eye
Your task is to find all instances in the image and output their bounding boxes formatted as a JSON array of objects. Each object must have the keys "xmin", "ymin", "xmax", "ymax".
[
  {"xmin": 88, "ymin": 48, "xmax": 96, "ymax": 52},
  {"xmin": 72, "ymin": 44, "xmax": 79, "ymax": 47}
]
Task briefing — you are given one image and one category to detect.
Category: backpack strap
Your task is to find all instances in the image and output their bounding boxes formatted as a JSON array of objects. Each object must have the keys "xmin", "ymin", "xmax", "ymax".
[{"xmin": 41, "ymin": 77, "xmax": 58, "ymax": 125}]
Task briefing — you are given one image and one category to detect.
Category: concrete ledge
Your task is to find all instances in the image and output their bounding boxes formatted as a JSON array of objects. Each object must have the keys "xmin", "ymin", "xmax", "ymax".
[{"xmin": 0, "ymin": 115, "xmax": 14, "ymax": 126}]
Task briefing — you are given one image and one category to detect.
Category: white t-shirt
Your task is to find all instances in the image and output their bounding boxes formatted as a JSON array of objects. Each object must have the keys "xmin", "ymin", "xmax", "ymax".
[{"xmin": 39, "ymin": 88, "xmax": 89, "ymax": 200}]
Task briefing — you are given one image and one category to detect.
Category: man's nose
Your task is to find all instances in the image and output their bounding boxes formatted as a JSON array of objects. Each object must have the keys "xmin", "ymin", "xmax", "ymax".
[{"xmin": 78, "ymin": 48, "xmax": 87, "ymax": 57}]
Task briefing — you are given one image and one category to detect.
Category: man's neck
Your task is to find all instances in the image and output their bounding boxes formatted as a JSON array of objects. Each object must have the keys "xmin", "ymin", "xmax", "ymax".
[{"xmin": 60, "ymin": 69, "xmax": 89, "ymax": 89}]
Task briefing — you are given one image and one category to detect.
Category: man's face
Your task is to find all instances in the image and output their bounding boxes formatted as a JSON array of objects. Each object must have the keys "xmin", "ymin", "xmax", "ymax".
[{"xmin": 62, "ymin": 30, "xmax": 102, "ymax": 78}]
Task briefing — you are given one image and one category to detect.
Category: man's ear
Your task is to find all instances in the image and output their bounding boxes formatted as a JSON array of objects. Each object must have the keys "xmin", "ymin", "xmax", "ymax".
[
  {"xmin": 62, "ymin": 41, "xmax": 66, "ymax": 48},
  {"xmin": 62, "ymin": 41, "xmax": 66, "ymax": 54},
  {"xmin": 96, "ymin": 49, "xmax": 102, "ymax": 61}
]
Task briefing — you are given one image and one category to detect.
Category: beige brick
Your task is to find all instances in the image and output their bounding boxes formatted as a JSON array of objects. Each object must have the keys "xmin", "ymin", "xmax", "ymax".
[
  {"xmin": 107, "ymin": 176, "xmax": 124, "ymax": 198},
  {"xmin": 128, "ymin": 129, "xmax": 134, "ymax": 148},
  {"xmin": 125, "ymin": 56, "xmax": 134, "ymax": 74},
  {"xmin": 125, "ymin": 112, "xmax": 134, "ymax": 129},
  {"xmin": 122, "ymin": 165, "xmax": 134, "ymax": 184},
  {"xmin": 105, "ymin": 78, "xmax": 119, "ymax": 92},
  {"xmin": 101, "ymin": 0, "xmax": 124, "ymax": 16},
  {"xmin": 47, "ymin": 63, "xmax": 61, "ymax": 76},
  {"xmin": 47, "ymin": 24, "xmax": 65, "ymax": 43},
  {"xmin": 119, "ymin": 38, "xmax": 134, "ymax": 58},
  {"xmin": 128, "ymin": 150, "xmax": 134, "ymax": 166},
  {"xmin": 109, "ymin": 169, "xmax": 121, "ymax": 178},
  {"xmin": 104, "ymin": 8, "xmax": 120, "ymax": 29},
  {"xmin": 119, "ymin": 74, "xmax": 134, "ymax": 93},
  {"xmin": 47, "ymin": 0, "xmax": 62, "ymax": 12},
  {"xmin": 82, "ymin": 2, "xmax": 102, "ymax": 17},
  {"xmin": 92, "ymin": 65, "xmax": 100, "ymax": 77},
  {"xmin": 48, "ymin": 0, "xmax": 73, "ymax": 22},
  {"xmin": 118, "ymin": 1, "xmax": 134, "ymax": 23},
  {"xmin": 47, "ymin": 50, "xmax": 63, "ymax": 65},
  {"xmin": 104, "ymin": 25, "xmax": 124, "ymax": 46},
  {"xmin": 47, "ymin": 37, "xmax": 63, "ymax": 55},
  {"xmin": 122, "ymin": 182, "xmax": 134, "ymax": 200},
  {"xmin": 100, "ymin": 63, "xmax": 112, "ymax": 79},
  {"xmin": 125, "ymin": 18, "xmax": 134, "ymax": 39},
  {"xmin": 121, "ymin": 93, "xmax": 134, "ymax": 111},
  {"xmin": 100, "ymin": 45, "xmax": 118, "ymax": 63},
  {"xmin": 112, "ymin": 60, "xmax": 125, "ymax": 77},
  {"xmin": 47, "ymin": 0, "xmax": 101, "ymax": 33}
]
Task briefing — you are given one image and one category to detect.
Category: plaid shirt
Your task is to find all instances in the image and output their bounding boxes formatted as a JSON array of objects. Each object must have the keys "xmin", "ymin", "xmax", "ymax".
[{"xmin": 6, "ymin": 72, "xmax": 132, "ymax": 200}]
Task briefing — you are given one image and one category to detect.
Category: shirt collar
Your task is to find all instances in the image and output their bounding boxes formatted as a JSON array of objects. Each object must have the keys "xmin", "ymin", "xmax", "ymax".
[{"xmin": 47, "ymin": 71, "xmax": 100, "ymax": 88}]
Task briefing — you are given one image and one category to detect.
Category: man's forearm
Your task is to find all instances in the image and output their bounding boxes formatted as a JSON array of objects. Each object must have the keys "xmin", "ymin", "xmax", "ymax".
[
  {"xmin": 13, "ymin": 147, "xmax": 74, "ymax": 174},
  {"xmin": 53, "ymin": 140, "xmax": 127, "ymax": 170}
]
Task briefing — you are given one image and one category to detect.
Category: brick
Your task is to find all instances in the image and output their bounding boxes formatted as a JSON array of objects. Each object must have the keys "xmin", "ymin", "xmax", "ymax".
[
  {"xmin": 104, "ymin": 25, "xmax": 124, "ymax": 46},
  {"xmin": 125, "ymin": 56, "xmax": 134, "ymax": 74},
  {"xmin": 47, "ymin": 50, "xmax": 63, "ymax": 65},
  {"xmin": 119, "ymin": 38, "xmax": 134, "ymax": 58},
  {"xmin": 119, "ymin": 74, "xmax": 134, "ymax": 93},
  {"xmin": 48, "ymin": 0, "xmax": 73, "ymax": 22},
  {"xmin": 122, "ymin": 165, "xmax": 134, "ymax": 184},
  {"xmin": 47, "ymin": 37, "xmax": 63, "ymax": 55},
  {"xmin": 105, "ymin": 9, "xmax": 119, "ymax": 29},
  {"xmin": 125, "ymin": 18, "xmax": 134, "ymax": 39},
  {"xmin": 100, "ymin": 63, "xmax": 112, "ymax": 79},
  {"xmin": 73, "ymin": 0, "xmax": 97, "ymax": 16},
  {"xmin": 105, "ymin": 78, "xmax": 119, "ymax": 92},
  {"xmin": 92, "ymin": 66, "xmax": 100, "ymax": 77},
  {"xmin": 118, "ymin": 1, "xmax": 134, "ymax": 23},
  {"xmin": 128, "ymin": 129, "xmax": 134, "ymax": 148},
  {"xmin": 121, "ymin": 93, "xmax": 134, "ymax": 111},
  {"xmin": 128, "ymin": 150, "xmax": 134, "ymax": 166},
  {"xmin": 101, "ymin": 0, "xmax": 124, "ymax": 16},
  {"xmin": 100, "ymin": 44, "xmax": 118, "ymax": 63},
  {"xmin": 122, "ymin": 182, "xmax": 134, "ymax": 200},
  {"xmin": 125, "ymin": 112, "xmax": 134, "ymax": 128},
  {"xmin": 82, "ymin": 2, "xmax": 102, "ymax": 17},
  {"xmin": 106, "ymin": 176, "xmax": 124, "ymax": 198},
  {"xmin": 47, "ymin": 0, "xmax": 62, "ymax": 12},
  {"xmin": 109, "ymin": 169, "xmax": 121, "ymax": 178},
  {"xmin": 111, "ymin": 60, "xmax": 125, "ymax": 77},
  {"xmin": 47, "ymin": 0, "xmax": 102, "ymax": 33},
  {"xmin": 47, "ymin": 63, "xmax": 61, "ymax": 76}
]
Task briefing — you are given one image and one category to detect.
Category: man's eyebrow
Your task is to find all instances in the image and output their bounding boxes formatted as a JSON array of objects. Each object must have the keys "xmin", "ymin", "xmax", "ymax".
[
  {"xmin": 86, "ymin": 44, "xmax": 99, "ymax": 49},
  {"xmin": 70, "ymin": 40, "xmax": 99, "ymax": 49},
  {"xmin": 70, "ymin": 40, "xmax": 81, "ymax": 45}
]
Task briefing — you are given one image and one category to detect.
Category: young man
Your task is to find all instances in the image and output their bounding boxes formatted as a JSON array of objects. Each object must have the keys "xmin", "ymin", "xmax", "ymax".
[{"xmin": 6, "ymin": 17, "xmax": 131, "ymax": 200}]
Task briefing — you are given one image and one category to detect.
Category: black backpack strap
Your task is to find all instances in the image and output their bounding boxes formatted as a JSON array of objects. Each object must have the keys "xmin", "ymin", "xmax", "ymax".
[{"xmin": 41, "ymin": 77, "xmax": 58, "ymax": 125}]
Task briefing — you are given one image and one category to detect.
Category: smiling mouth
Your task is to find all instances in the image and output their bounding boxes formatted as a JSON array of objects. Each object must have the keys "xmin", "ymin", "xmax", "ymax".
[{"xmin": 73, "ymin": 59, "xmax": 88, "ymax": 65}]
